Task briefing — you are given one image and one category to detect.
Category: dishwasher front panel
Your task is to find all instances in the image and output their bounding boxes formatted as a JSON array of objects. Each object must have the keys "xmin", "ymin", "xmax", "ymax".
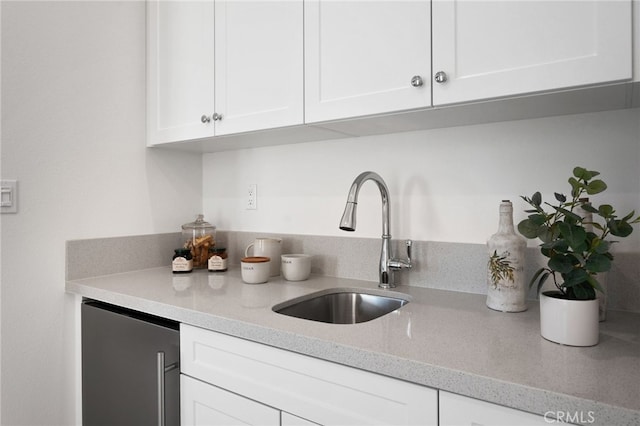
[{"xmin": 82, "ymin": 300, "xmax": 180, "ymax": 426}]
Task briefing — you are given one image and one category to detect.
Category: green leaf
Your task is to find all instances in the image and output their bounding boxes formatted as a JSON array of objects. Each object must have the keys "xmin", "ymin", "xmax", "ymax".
[
  {"xmin": 536, "ymin": 272, "xmax": 550, "ymax": 295},
  {"xmin": 570, "ymin": 252, "xmax": 585, "ymax": 265},
  {"xmin": 609, "ymin": 219, "xmax": 633, "ymax": 238},
  {"xmin": 587, "ymin": 275, "xmax": 605, "ymax": 294},
  {"xmin": 580, "ymin": 203, "xmax": 599, "ymax": 214},
  {"xmin": 586, "ymin": 179, "xmax": 607, "ymax": 195},
  {"xmin": 531, "ymin": 192, "xmax": 542, "ymax": 207},
  {"xmin": 557, "ymin": 222, "xmax": 587, "ymax": 252},
  {"xmin": 573, "ymin": 167, "xmax": 600, "ymax": 181},
  {"xmin": 598, "ymin": 204, "xmax": 614, "ymax": 218},
  {"xmin": 562, "ymin": 268, "xmax": 589, "ymax": 288},
  {"xmin": 568, "ymin": 177, "xmax": 583, "ymax": 198},
  {"xmin": 541, "ymin": 240, "xmax": 569, "ymax": 253},
  {"xmin": 553, "ymin": 206, "xmax": 581, "ymax": 223},
  {"xmin": 585, "ymin": 253, "xmax": 612, "ymax": 273},
  {"xmin": 621, "ymin": 210, "xmax": 636, "ymax": 222},
  {"xmin": 573, "ymin": 167, "xmax": 588, "ymax": 179},
  {"xmin": 517, "ymin": 219, "xmax": 540, "ymax": 239},
  {"xmin": 548, "ymin": 254, "xmax": 574, "ymax": 273},
  {"xmin": 537, "ymin": 225, "xmax": 555, "ymax": 244},
  {"xmin": 591, "ymin": 238, "xmax": 610, "ymax": 254},
  {"xmin": 528, "ymin": 213, "xmax": 547, "ymax": 226},
  {"xmin": 528, "ymin": 268, "xmax": 546, "ymax": 289},
  {"xmin": 554, "ymin": 193, "xmax": 566, "ymax": 203},
  {"xmin": 528, "ymin": 268, "xmax": 552, "ymax": 296},
  {"xmin": 570, "ymin": 283, "xmax": 595, "ymax": 300}
]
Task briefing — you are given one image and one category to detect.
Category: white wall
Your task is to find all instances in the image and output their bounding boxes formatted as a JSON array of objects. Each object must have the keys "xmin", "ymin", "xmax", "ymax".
[
  {"xmin": 0, "ymin": 1, "xmax": 638, "ymax": 424},
  {"xmin": 1, "ymin": 2, "xmax": 202, "ymax": 425},
  {"xmin": 204, "ymin": 108, "xmax": 640, "ymax": 252}
]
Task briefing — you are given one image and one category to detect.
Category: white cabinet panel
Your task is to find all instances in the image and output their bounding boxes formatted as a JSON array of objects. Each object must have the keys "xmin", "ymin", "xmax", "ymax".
[
  {"xmin": 181, "ymin": 324, "xmax": 437, "ymax": 426},
  {"xmin": 281, "ymin": 412, "xmax": 320, "ymax": 426},
  {"xmin": 304, "ymin": 0, "xmax": 431, "ymax": 123},
  {"xmin": 181, "ymin": 375, "xmax": 280, "ymax": 426},
  {"xmin": 439, "ymin": 391, "xmax": 570, "ymax": 426},
  {"xmin": 148, "ymin": 0, "xmax": 303, "ymax": 145},
  {"xmin": 147, "ymin": 0, "xmax": 216, "ymax": 144},
  {"xmin": 214, "ymin": 1, "xmax": 303, "ymax": 135},
  {"xmin": 433, "ymin": 0, "xmax": 632, "ymax": 105}
]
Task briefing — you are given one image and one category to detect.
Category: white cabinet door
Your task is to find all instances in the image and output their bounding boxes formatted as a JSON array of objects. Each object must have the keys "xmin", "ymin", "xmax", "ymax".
[
  {"xmin": 148, "ymin": 0, "xmax": 303, "ymax": 145},
  {"xmin": 432, "ymin": 0, "xmax": 633, "ymax": 106},
  {"xmin": 281, "ymin": 412, "xmax": 320, "ymax": 426},
  {"xmin": 439, "ymin": 391, "xmax": 566, "ymax": 426},
  {"xmin": 304, "ymin": 0, "xmax": 431, "ymax": 123},
  {"xmin": 214, "ymin": 0, "xmax": 303, "ymax": 135},
  {"xmin": 181, "ymin": 375, "xmax": 280, "ymax": 426},
  {"xmin": 147, "ymin": 0, "xmax": 216, "ymax": 145},
  {"xmin": 181, "ymin": 324, "xmax": 437, "ymax": 426}
]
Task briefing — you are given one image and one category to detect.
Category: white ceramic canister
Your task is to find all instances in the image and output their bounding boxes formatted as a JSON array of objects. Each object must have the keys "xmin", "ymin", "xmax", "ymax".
[
  {"xmin": 281, "ymin": 254, "xmax": 312, "ymax": 281},
  {"xmin": 240, "ymin": 256, "xmax": 271, "ymax": 284},
  {"xmin": 245, "ymin": 238, "xmax": 282, "ymax": 276}
]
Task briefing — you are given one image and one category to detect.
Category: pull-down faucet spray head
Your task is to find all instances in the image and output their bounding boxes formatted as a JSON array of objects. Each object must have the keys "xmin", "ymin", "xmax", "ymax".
[{"xmin": 339, "ymin": 202, "xmax": 357, "ymax": 232}]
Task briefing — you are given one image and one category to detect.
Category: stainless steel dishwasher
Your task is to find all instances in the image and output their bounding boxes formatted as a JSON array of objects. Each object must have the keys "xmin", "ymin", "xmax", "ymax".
[{"xmin": 81, "ymin": 300, "xmax": 180, "ymax": 426}]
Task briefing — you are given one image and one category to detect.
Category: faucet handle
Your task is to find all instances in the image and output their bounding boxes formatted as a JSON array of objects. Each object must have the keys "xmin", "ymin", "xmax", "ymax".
[{"xmin": 389, "ymin": 240, "xmax": 413, "ymax": 270}]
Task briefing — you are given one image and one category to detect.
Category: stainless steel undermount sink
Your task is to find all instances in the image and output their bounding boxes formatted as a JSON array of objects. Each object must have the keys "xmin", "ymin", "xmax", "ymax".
[{"xmin": 272, "ymin": 288, "xmax": 410, "ymax": 324}]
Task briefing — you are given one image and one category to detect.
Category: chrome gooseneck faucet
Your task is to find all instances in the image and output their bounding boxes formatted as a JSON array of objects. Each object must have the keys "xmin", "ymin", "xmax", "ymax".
[{"xmin": 339, "ymin": 171, "xmax": 412, "ymax": 289}]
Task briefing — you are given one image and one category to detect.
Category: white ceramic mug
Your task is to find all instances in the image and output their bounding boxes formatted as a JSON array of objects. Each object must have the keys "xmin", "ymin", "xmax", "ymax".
[
  {"xmin": 240, "ymin": 256, "xmax": 271, "ymax": 284},
  {"xmin": 245, "ymin": 238, "xmax": 282, "ymax": 276},
  {"xmin": 281, "ymin": 254, "xmax": 312, "ymax": 281}
]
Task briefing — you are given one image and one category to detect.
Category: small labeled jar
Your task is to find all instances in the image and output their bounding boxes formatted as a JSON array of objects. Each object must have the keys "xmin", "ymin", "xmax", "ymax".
[
  {"xmin": 208, "ymin": 247, "xmax": 228, "ymax": 272},
  {"xmin": 182, "ymin": 214, "xmax": 216, "ymax": 269},
  {"xmin": 172, "ymin": 248, "xmax": 193, "ymax": 274}
]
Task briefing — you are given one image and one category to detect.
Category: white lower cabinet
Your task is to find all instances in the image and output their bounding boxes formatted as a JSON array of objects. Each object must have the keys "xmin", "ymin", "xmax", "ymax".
[
  {"xmin": 439, "ymin": 391, "xmax": 574, "ymax": 426},
  {"xmin": 180, "ymin": 324, "xmax": 437, "ymax": 425},
  {"xmin": 181, "ymin": 375, "xmax": 318, "ymax": 426},
  {"xmin": 281, "ymin": 413, "xmax": 320, "ymax": 426},
  {"xmin": 181, "ymin": 375, "xmax": 280, "ymax": 425}
]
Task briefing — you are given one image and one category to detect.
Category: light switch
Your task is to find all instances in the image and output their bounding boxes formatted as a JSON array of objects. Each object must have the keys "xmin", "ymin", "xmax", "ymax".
[{"xmin": 1, "ymin": 180, "xmax": 18, "ymax": 214}]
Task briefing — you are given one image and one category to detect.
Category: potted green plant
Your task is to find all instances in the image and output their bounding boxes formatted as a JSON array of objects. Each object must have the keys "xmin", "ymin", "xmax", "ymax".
[{"xmin": 518, "ymin": 166, "xmax": 640, "ymax": 346}]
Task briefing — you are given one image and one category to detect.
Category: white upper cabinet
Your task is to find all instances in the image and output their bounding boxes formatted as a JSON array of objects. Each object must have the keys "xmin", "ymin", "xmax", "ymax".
[
  {"xmin": 147, "ymin": 0, "xmax": 635, "ymax": 149},
  {"xmin": 214, "ymin": 1, "xmax": 303, "ymax": 135},
  {"xmin": 147, "ymin": 1, "xmax": 216, "ymax": 144},
  {"xmin": 304, "ymin": 0, "xmax": 431, "ymax": 123},
  {"xmin": 432, "ymin": 0, "xmax": 633, "ymax": 106},
  {"xmin": 147, "ymin": 1, "xmax": 303, "ymax": 145}
]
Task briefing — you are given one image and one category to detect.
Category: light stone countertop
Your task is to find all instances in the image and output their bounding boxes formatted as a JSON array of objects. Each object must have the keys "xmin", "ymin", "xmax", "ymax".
[{"xmin": 66, "ymin": 266, "xmax": 640, "ymax": 426}]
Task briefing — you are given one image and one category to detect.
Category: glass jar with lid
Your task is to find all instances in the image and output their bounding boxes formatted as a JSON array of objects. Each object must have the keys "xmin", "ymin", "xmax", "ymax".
[{"xmin": 182, "ymin": 214, "xmax": 216, "ymax": 269}]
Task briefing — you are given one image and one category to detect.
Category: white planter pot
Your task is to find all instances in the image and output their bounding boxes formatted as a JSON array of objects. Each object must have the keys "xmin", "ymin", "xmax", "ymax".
[{"xmin": 539, "ymin": 291, "xmax": 599, "ymax": 346}]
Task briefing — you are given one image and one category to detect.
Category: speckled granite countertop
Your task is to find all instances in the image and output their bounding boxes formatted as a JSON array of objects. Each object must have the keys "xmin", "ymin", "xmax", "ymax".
[{"xmin": 66, "ymin": 267, "xmax": 640, "ymax": 425}]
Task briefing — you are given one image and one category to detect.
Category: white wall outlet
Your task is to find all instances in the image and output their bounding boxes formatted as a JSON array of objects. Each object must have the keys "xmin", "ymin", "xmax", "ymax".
[
  {"xmin": 247, "ymin": 184, "xmax": 257, "ymax": 210},
  {"xmin": 1, "ymin": 180, "xmax": 18, "ymax": 214}
]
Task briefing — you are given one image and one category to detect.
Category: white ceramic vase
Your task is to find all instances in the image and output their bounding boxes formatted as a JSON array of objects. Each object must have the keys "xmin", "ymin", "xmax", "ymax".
[
  {"xmin": 486, "ymin": 200, "xmax": 527, "ymax": 312},
  {"xmin": 539, "ymin": 291, "xmax": 599, "ymax": 346}
]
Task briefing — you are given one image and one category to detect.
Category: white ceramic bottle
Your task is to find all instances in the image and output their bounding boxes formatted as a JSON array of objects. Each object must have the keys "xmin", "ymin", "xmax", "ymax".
[{"xmin": 486, "ymin": 200, "xmax": 527, "ymax": 312}]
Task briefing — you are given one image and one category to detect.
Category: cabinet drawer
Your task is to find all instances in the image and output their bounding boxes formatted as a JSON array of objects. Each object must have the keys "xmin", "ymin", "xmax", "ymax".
[
  {"xmin": 181, "ymin": 375, "xmax": 280, "ymax": 425},
  {"xmin": 439, "ymin": 391, "xmax": 572, "ymax": 426},
  {"xmin": 180, "ymin": 324, "xmax": 437, "ymax": 425}
]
